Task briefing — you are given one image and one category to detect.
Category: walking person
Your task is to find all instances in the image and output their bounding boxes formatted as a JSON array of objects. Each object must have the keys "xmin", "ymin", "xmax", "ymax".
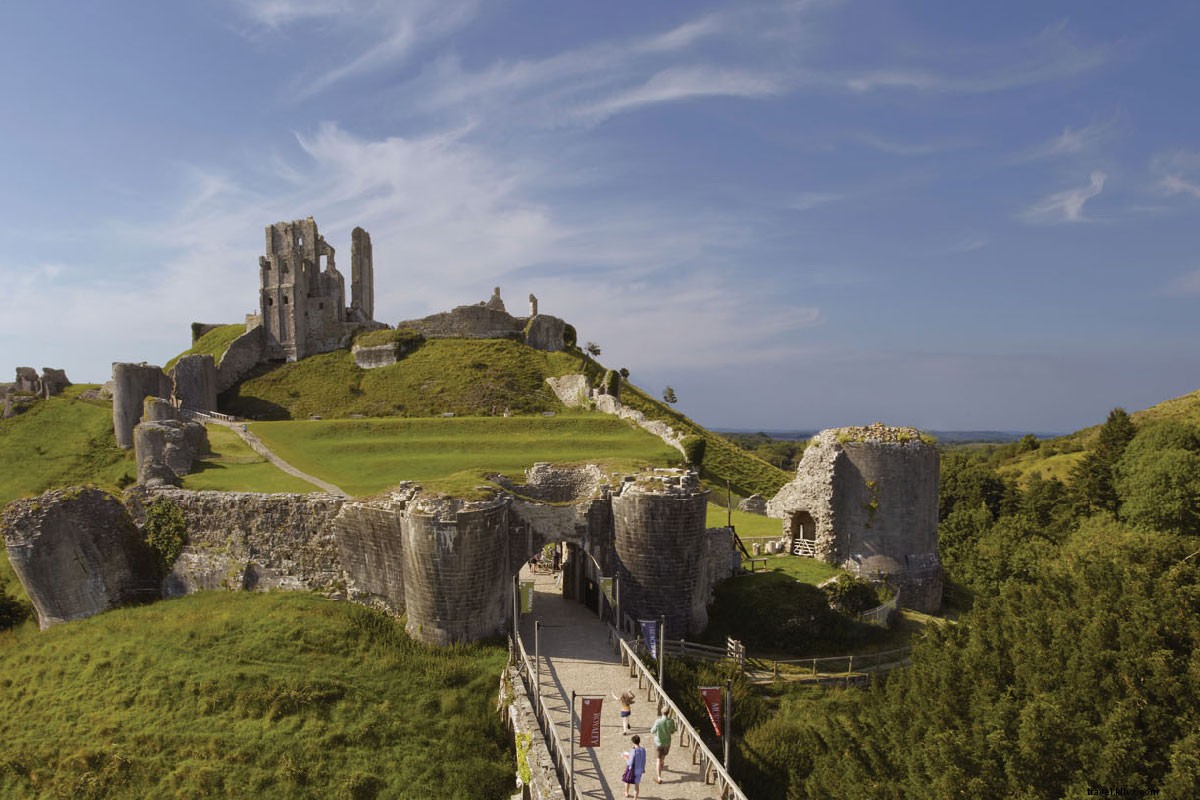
[
  {"xmin": 649, "ymin": 707, "xmax": 678, "ymax": 783},
  {"xmin": 620, "ymin": 735, "xmax": 647, "ymax": 798},
  {"xmin": 612, "ymin": 689, "xmax": 636, "ymax": 735}
]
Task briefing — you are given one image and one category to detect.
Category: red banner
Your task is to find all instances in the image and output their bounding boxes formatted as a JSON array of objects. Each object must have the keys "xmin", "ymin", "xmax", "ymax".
[
  {"xmin": 701, "ymin": 686, "xmax": 723, "ymax": 736},
  {"xmin": 579, "ymin": 698, "xmax": 603, "ymax": 747}
]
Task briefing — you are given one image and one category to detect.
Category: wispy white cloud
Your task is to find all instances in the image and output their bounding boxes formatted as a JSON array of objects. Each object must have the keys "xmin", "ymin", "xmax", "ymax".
[
  {"xmin": 1160, "ymin": 174, "xmax": 1200, "ymax": 199},
  {"xmin": 1160, "ymin": 269, "xmax": 1200, "ymax": 297},
  {"xmin": 843, "ymin": 21, "xmax": 1107, "ymax": 95},
  {"xmin": 788, "ymin": 191, "xmax": 844, "ymax": 211},
  {"xmin": 853, "ymin": 132, "xmax": 971, "ymax": 156},
  {"xmin": 577, "ymin": 67, "xmax": 783, "ymax": 124},
  {"xmin": 1018, "ymin": 119, "xmax": 1113, "ymax": 161},
  {"xmin": 1022, "ymin": 171, "xmax": 1107, "ymax": 224}
]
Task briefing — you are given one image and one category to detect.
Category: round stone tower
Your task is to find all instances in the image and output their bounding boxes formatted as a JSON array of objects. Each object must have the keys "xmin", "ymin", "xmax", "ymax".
[
  {"xmin": 611, "ymin": 469, "xmax": 709, "ymax": 638},
  {"xmin": 401, "ymin": 494, "xmax": 511, "ymax": 646},
  {"xmin": 767, "ymin": 424, "xmax": 942, "ymax": 613}
]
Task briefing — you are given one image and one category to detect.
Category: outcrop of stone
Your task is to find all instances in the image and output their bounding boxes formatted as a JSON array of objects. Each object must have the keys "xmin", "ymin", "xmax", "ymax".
[
  {"xmin": 126, "ymin": 488, "xmax": 346, "ymax": 596},
  {"xmin": 350, "ymin": 335, "xmax": 423, "ymax": 369},
  {"xmin": 738, "ymin": 494, "xmax": 767, "ymax": 515},
  {"xmin": 171, "ymin": 354, "xmax": 218, "ymax": 413},
  {"xmin": 134, "ymin": 420, "xmax": 209, "ymax": 487},
  {"xmin": 523, "ymin": 314, "xmax": 566, "ymax": 352},
  {"xmin": 2, "ymin": 488, "xmax": 159, "ymax": 629},
  {"xmin": 11, "ymin": 366, "xmax": 70, "ymax": 399},
  {"xmin": 545, "ymin": 374, "xmax": 590, "ymax": 407},
  {"xmin": 611, "ymin": 469, "xmax": 710, "ymax": 637},
  {"xmin": 111, "ymin": 362, "xmax": 173, "ymax": 449},
  {"xmin": 767, "ymin": 425, "xmax": 942, "ymax": 613},
  {"xmin": 495, "ymin": 463, "xmax": 604, "ymax": 504},
  {"xmin": 143, "ymin": 396, "xmax": 178, "ymax": 423}
]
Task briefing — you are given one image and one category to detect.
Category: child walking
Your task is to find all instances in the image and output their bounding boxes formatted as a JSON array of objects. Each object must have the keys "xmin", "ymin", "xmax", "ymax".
[{"xmin": 612, "ymin": 689, "xmax": 636, "ymax": 735}]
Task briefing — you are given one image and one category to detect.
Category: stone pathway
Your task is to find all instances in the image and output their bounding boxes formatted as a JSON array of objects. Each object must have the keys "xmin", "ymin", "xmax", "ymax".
[
  {"xmin": 519, "ymin": 568, "xmax": 722, "ymax": 800},
  {"xmin": 208, "ymin": 420, "xmax": 349, "ymax": 497}
]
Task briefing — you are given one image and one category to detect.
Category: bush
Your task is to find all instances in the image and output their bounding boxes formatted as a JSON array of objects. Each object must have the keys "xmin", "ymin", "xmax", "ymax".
[
  {"xmin": 143, "ymin": 497, "xmax": 187, "ymax": 575},
  {"xmin": 601, "ymin": 369, "xmax": 620, "ymax": 396},
  {"xmin": 562, "ymin": 323, "xmax": 577, "ymax": 349},
  {"xmin": 681, "ymin": 435, "xmax": 706, "ymax": 467},
  {"xmin": 0, "ymin": 586, "xmax": 29, "ymax": 631},
  {"xmin": 821, "ymin": 575, "xmax": 880, "ymax": 615}
]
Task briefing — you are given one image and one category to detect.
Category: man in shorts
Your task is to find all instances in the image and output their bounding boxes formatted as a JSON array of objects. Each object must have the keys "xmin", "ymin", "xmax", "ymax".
[{"xmin": 649, "ymin": 707, "xmax": 677, "ymax": 783}]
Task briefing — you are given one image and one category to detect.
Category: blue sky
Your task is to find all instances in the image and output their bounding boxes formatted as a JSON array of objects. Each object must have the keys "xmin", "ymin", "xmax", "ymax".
[{"xmin": 2, "ymin": 0, "xmax": 1198, "ymax": 432}]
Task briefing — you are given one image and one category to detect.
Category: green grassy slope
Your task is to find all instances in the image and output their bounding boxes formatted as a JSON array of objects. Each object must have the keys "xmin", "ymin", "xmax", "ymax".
[
  {"xmin": 0, "ymin": 592, "xmax": 512, "ymax": 800},
  {"xmin": 182, "ymin": 425, "xmax": 318, "ymax": 494},
  {"xmin": 997, "ymin": 386, "xmax": 1200, "ymax": 483},
  {"xmin": 164, "ymin": 323, "xmax": 246, "ymax": 372},
  {"xmin": 250, "ymin": 415, "xmax": 681, "ymax": 497},
  {"xmin": 619, "ymin": 383, "xmax": 792, "ymax": 498},
  {"xmin": 221, "ymin": 339, "xmax": 582, "ymax": 420},
  {"xmin": 0, "ymin": 386, "xmax": 134, "ymax": 505}
]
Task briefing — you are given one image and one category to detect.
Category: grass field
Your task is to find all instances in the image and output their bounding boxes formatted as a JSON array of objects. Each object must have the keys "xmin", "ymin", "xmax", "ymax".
[
  {"xmin": 0, "ymin": 592, "xmax": 512, "ymax": 799},
  {"xmin": 249, "ymin": 415, "xmax": 682, "ymax": 497},
  {"xmin": 182, "ymin": 425, "xmax": 318, "ymax": 494},
  {"xmin": 705, "ymin": 503, "xmax": 783, "ymax": 537},
  {"xmin": 996, "ymin": 449, "xmax": 1087, "ymax": 484}
]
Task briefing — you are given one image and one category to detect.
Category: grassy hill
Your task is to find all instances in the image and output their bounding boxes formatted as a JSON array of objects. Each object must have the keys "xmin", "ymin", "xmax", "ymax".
[
  {"xmin": 163, "ymin": 323, "xmax": 246, "ymax": 372},
  {"xmin": 0, "ymin": 386, "xmax": 134, "ymax": 506},
  {"xmin": 0, "ymin": 592, "xmax": 512, "ymax": 800},
  {"xmin": 215, "ymin": 336, "xmax": 790, "ymax": 498},
  {"xmin": 997, "ymin": 386, "xmax": 1200, "ymax": 484}
]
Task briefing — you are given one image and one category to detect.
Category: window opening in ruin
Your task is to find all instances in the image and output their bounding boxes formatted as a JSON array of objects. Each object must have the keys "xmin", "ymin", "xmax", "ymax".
[
  {"xmin": 319, "ymin": 302, "xmax": 324, "ymax": 310},
  {"xmin": 267, "ymin": 297, "xmax": 273, "ymax": 306},
  {"xmin": 282, "ymin": 295, "xmax": 289, "ymax": 305}
]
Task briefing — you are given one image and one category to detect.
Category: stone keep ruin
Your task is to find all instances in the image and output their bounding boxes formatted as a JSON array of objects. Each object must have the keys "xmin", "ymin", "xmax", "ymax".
[
  {"xmin": 767, "ymin": 424, "xmax": 942, "ymax": 613},
  {"xmin": 2, "ymin": 467, "xmax": 736, "ymax": 644}
]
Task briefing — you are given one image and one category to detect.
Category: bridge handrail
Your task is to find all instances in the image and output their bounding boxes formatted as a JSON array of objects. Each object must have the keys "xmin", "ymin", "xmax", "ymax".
[
  {"xmin": 512, "ymin": 629, "xmax": 574, "ymax": 798},
  {"xmin": 612, "ymin": 632, "xmax": 750, "ymax": 800}
]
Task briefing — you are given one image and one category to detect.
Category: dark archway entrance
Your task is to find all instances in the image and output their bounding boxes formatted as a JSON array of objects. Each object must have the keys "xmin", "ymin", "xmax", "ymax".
[{"xmin": 790, "ymin": 510, "xmax": 817, "ymax": 556}]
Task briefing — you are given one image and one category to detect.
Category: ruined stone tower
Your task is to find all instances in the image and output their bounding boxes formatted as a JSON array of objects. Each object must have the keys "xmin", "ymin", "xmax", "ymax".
[
  {"xmin": 350, "ymin": 227, "xmax": 374, "ymax": 322},
  {"xmin": 259, "ymin": 218, "xmax": 374, "ymax": 362},
  {"xmin": 767, "ymin": 424, "xmax": 942, "ymax": 613}
]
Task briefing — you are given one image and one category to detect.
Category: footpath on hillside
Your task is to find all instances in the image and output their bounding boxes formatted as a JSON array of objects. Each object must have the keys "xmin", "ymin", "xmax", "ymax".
[
  {"xmin": 211, "ymin": 420, "xmax": 349, "ymax": 497},
  {"xmin": 518, "ymin": 568, "xmax": 722, "ymax": 800}
]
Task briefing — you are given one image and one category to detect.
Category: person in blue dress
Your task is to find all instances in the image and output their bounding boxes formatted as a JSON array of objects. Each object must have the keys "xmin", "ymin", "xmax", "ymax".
[{"xmin": 621, "ymin": 735, "xmax": 647, "ymax": 798}]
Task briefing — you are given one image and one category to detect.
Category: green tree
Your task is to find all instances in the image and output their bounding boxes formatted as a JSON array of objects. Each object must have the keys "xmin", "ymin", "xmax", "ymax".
[
  {"xmin": 1116, "ymin": 422, "xmax": 1200, "ymax": 536},
  {"xmin": 662, "ymin": 386, "xmax": 678, "ymax": 404},
  {"xmin": 0, "ymin": 585, "xmax": 29, "ymax": 631},
  {"xmin": 584, "ymin": 341, "xmax": 601, "ymax": 358},
  {"xmin": 1071, "ymin": 408, "xmax": 1136, "ymax": 514}
]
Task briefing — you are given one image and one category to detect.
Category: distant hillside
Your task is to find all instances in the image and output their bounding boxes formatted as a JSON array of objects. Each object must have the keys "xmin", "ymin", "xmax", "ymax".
[{"xmin": 998, "ymin": 386, "xmax": 1200, "ymax": 484}]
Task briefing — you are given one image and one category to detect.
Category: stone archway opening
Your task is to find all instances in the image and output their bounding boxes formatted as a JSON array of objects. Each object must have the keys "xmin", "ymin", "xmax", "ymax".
[{"xmin": 790, "ymin": 510, "xmax": 817, "ymax": 557}]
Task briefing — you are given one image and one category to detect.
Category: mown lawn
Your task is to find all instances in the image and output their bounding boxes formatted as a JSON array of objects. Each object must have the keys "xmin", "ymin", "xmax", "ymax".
[
  {"xmin": 0, "ymin": 592, "xmax": 513, "ymax": 800},
  {"xmin": 249, "ymin": 415, "xmax": 682, "ymax": 497},
  {"xmin": 706, "ymin": 503, "xmax": 782, "ymax": 537},
  {"xmin": 183, "ymin": 425, "xmax": 317, "ymax": 494}
]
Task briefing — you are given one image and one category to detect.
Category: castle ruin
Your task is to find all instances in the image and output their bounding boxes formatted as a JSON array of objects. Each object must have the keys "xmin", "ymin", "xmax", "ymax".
[
  {"xmin": 767, "ymin": 424, "xmax": 942, "ymax": 613},
  {"xmin": 259, "ymin": 218, "xmax": 375, "ymax": 362}
]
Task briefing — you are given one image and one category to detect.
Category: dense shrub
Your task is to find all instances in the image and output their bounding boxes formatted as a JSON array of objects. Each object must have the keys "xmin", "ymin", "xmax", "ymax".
[
  {"xmin": 681, "ymin": 435, "xmax": 707, "ymax": 468},
  {"xmin": 821, "ymin": 575, "xmax": 879, "ymax": 615},
  {"xmin": 0, "ymin": 586, "xmax": 29, "ymax": 631},
  {"xmin": 143, "ymin": 497, "xmax": 187, "ymax": 575},
  {"xmin": 562, "ymin": 323, "xmax": 577, "ymax": 349}
]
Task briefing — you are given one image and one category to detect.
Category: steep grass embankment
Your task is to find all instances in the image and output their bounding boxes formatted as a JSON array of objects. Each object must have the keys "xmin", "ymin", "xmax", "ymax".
[
  {"xmin": 619, "ymin": 383, "xmax": 791, "ymax": 499},
  {"xmin": 250, "ymin": 415, "xmax": 681, "ymax": 497},
  {"xmin": 221, "ymin": 339, "xmax": 583, "ymax": 420},
  {"xmin": 0, "ymin": 592, "xmax": 512, "ymax": 800},
  {"xmin": 182, "ymin": 425, "xmax": 317, "ymax": 494}
]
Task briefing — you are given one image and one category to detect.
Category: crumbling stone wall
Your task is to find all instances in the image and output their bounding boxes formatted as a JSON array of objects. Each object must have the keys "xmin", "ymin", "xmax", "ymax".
[
  {"xmin": 396, "ymin": 287, "xmax": 567, "ymax": 352},
  {"xmin": 215, "ymin": 323, "xmax": 265, "ymax": 393},
  {"xmin": 350, "ymin": 226, "xmax": 374, "ymax": 322},
  {"xmin": 125, "ymin": 488, "xmax": 346, "ymax": 597},
  {"xmin": 768, "ymin": 424, "xmax": 942, "ymax": 613},
  {"xmin": 2, "ymin": 488, "xmax": 159, "ymax": 629},
  {"xmin": 112, "ymin": 363, "xmax": 173, "ymax": 449},
  {"xmin": 171, "ymin": 354, "xmax": 217, "ymax": 413},
  {"xmin": 11, "ymin": 366, "xmax": 71, "ymax": 399},
  {"xmin": 333, "ymin": 495, "xmax": 410, "ymax": 614}
]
